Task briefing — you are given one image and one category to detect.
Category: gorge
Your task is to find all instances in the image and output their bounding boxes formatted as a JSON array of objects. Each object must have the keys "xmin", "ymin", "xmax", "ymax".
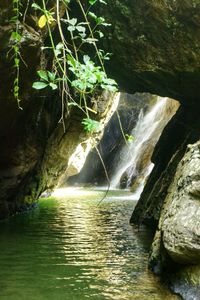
[{"xmin": 0, "ymin": 0, "xmax": 200, "ymax": 299}]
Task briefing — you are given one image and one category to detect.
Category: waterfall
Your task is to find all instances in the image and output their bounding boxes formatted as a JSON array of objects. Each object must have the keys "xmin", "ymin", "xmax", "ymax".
[{"xmin": 110, "ymin": 97, "xmax": 179, "ymax": 195}]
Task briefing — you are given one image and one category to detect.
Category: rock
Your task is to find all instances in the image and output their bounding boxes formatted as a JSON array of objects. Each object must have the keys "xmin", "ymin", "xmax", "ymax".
[
  {"xmin": 97, "ymin": 0, "xmax": 200, "ymax": 104},
  {"xmin": 161, "ymin": 142, "xmax": 200, "ymax": 265},
  {"xmin": 148, "ymin": 141, "xmax": 200, "ymax": 299},
  {"xmin": 170, "ymin": 265, "xmax": 200, "ymax": 300},
  {"xmin": 131, "ymin": 103, "xmax": 200, "ymax": 227}
]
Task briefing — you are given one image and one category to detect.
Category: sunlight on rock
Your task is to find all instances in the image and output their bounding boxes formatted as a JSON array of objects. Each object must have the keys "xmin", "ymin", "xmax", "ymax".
[{"xmin": 64, "ymin": 92, "xmax": 120, "ymax": 178}]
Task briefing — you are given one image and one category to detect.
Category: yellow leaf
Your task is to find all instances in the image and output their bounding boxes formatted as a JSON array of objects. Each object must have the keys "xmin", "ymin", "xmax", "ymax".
[{"xmin": 38, "ymin": 15, "xmax": 47, "ymax": 28}]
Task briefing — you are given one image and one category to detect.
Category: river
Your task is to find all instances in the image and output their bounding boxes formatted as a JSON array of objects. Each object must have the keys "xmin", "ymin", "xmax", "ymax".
[{"xmin": 0, "ymin": 188, "xmax": 179, "ymax": 299}]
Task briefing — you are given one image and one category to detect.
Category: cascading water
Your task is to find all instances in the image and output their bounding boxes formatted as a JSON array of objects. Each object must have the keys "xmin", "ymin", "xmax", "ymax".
[{"xmin": 110, "ymin": 97, "xmax": 179, "ymax": 197}]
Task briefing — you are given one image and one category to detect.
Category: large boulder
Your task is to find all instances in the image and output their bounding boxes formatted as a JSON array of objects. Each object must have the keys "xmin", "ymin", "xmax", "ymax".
[
  {"xmin": 162, "ymin": 142, "xmax": 200, "ymax": 264},
  {"xmin": 148, "ymin": 141, "xmax": 200, "ymax": 299}
]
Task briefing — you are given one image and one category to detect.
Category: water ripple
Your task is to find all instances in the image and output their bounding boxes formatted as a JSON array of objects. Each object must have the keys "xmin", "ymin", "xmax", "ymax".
[{"xmin": 0, "ymin": 188, "xmax": 179, "ymax": 300}]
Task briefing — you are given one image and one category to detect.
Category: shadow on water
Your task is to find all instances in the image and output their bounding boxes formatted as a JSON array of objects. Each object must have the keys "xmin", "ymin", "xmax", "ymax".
[{"xmin": 0, "ymin": 188, "xmax": 179, "ymax": 299}]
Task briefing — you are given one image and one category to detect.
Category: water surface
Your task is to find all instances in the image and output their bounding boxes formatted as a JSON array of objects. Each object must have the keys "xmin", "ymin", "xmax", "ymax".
[{"xmin": 0, "ymin": 188, "xmax": 179, "ymax": 299}]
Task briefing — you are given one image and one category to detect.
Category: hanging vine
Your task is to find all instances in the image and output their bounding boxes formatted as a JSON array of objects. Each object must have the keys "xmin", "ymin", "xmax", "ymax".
[
  {"xmin": 31, "ymin": 0, "xmax": 118, "ymax": 132},
  {"xmin": 10, "ymin": 0, "xmax": 23, "ymax": 109}
]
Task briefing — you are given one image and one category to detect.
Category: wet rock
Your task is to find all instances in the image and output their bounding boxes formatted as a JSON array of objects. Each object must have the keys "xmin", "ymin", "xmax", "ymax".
[
  {"xmin": 161, "ymin": 142, "xmax": 200, "ymax": 265},
  {"xmin": 148, "ymin": 141, "xmax": 200, "ymax": 299}
]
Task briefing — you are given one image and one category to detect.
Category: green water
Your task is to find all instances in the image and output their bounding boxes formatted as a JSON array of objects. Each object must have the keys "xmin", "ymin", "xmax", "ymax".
[{"xmin": 0, "ymin": 188, "xmax": 179, "ymax": 300}]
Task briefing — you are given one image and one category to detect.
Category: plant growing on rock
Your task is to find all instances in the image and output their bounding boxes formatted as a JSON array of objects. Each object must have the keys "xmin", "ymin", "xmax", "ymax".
[
  {"xmin": 31, "ymin": 0, "xmax": 118, "ymax": 132},
  {"xmin": 9, "ymin": 0, "xmax": 23, "ymax": 109}
]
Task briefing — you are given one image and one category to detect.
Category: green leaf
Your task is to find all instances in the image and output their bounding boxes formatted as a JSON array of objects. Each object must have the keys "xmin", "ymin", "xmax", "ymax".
[
  {"xmin": 14, "ymin": 58, "xmax": 20, "ymax": 67},
  {"xmin": 99, "ymin": 0, "xmax": 107, "ymax": 4},
  {"xmin": 83, "ymin": 37, "xmax": 98, "ymax": 44},
  {"xmin": 76, "ymin": 25, "xmax": 86, "ymax": 33},
  {"xmin": 14, "ymin": 85, "xmax": 19, "ymax": 92},
  {"xmin": 67, "ymin": 25, "xmax": 76, "ymax": 32},
  {"xmin": 67, "ymin": 55, "xmax": 76, "ymax": 68},
  {"xmin": 47, "ymin": 71, "xmax": 56, "ymax": 82},
  {"xmin": 83, "ymin": 55, "xmax": 90, "ymax": 64},
  {"xmin": 37, "ymin": 70, "xmax": 48, "ymax": 81},
  {"xmin": 101, "ymin": 84, "xmax": 118, "ymax": 92},
  {"xmin": 11, "ymin": 31, "xmax": 22, "ymax": 42},
  {"xmin": 89, "ymin": 0, "xmax": 97, "ymax": 5},
  {"xmin": 49, "ymin": 82, "xmax": 58, "ymax": 90},
  {"xmin": 31, "ymin": 3, "xmax": 42, "ymax": 11},
  {"xmin": 88, "ymin": 12, "xmax": 97, "ymax": 20},
  {"xmin": 67, "ymin": 18, "xmax": 77, "ymax": 26},
  {"xmin": 56, "ymin": 42, "xmax": 64, "ymax": 50},
  {"xmin": 97, "ymin": 30, "xmax": 104, "ymax": 38},
  {"xmin": 32, "ymin": 82, "xmax": 48, "ymax": 90},
  {"xmin": 82, "ymin": 118, "xmax": 101, "ymax": 133},
  {"xmin": 125, "ymin": 134, "xmax": 134, "ymax": 143}
]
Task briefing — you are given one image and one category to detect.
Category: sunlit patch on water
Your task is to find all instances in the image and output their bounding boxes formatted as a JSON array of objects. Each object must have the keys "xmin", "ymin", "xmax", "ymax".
[
  {"xmin": 0, "ymin": 189, "xmax": 179, "ymax": 300},
  {"xmin": 52, "ymin": 187, "xmax": 100, "ymax": 198}
]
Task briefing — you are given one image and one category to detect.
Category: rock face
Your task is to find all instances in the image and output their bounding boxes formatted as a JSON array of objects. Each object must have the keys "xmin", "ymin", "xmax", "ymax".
[
  {"xmin": 148, "ymin": 142, "xmax": 200, "ymax": 299},
  {"xmin": 162, "ymin": 142, "xmax": 200, "ymax": 265},
  {"xmin": 97, "ymin": 0, "xmax": 200, "ymax": 104}
]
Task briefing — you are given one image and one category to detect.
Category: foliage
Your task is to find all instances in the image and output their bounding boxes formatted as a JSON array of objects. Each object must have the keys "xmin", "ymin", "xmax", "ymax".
[
  {"xmin": 82, "ymin": 118, "xmax": 102, "ymax": 133},
  {"xmin": 31, "ymin": 0, "xmax": 117, "ymax": 132},
  {"xmin": 125, "ymin": 134, "xmax": 134, "ymax": 143},
  {"xmin": 9, "ymin": 0, "xmax": 23, "ymax": 109}
]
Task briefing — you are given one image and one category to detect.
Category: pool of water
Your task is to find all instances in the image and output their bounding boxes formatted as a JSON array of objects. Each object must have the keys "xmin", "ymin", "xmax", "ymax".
[{"xmin": 0, "ymin": 188, "xmax": 179, "ymax": 299}]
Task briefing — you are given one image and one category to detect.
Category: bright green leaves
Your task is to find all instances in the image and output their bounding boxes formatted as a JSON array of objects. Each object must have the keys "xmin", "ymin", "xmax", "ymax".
[
  {"xmin": 89, "ymin": 0, "xmax": 107, "ymax": 5},
  {"xmin": 30, "ymin": 0, "xmax": 117, "ymax": 135},
  {"xmin": 125, "ymin": 134, "xmax": 134, "ymax": 143},
  {"xmin": 32, "ymin": 70, "xmax": 58, "ymax": 90},
  {"xmin": 67, "ymin": 54, "xmax": 117, "ymax": 93},
  {"xmin": 11, "ymin": 31, "xmax": 22, "ymax": 43},
  {"xmin": 88, "ymin": 12, "xmax": 111, "ymax": 26},
  {"xmin": 82, "ymin": 118, "xmax": 101, "ymax": 133},
  {"xmin": 10, "ymin": 0, "xmax": 22, "ymax": 109},
  {"xmin": 89, "ymin": 0, "xmax": 97, "ymax": 5},
  {"xmin": 31, "ymin": 3, "xmax": 42, "ymax": 11},
  {"xmin": 32, "ymin": 82, "xmax": 49, "ymax": 90},
  {"xmin": 37, "ymin": 70, "xmax": 49, "ymax": 81},
  {"xmin": 64, "ymin": 18, "xmax": 87, "ymax": 38}
]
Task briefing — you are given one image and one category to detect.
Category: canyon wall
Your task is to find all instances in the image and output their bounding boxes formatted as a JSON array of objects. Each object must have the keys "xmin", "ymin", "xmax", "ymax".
[{"xmin": 1, "ymin": 1, "xmax": 200, "ymax": 298}]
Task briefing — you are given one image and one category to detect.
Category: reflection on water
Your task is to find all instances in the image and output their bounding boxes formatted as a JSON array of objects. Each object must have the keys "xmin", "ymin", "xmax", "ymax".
[{"xmin": 0, "ymin": 188, "xmax": 179, "ymax": 300}]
